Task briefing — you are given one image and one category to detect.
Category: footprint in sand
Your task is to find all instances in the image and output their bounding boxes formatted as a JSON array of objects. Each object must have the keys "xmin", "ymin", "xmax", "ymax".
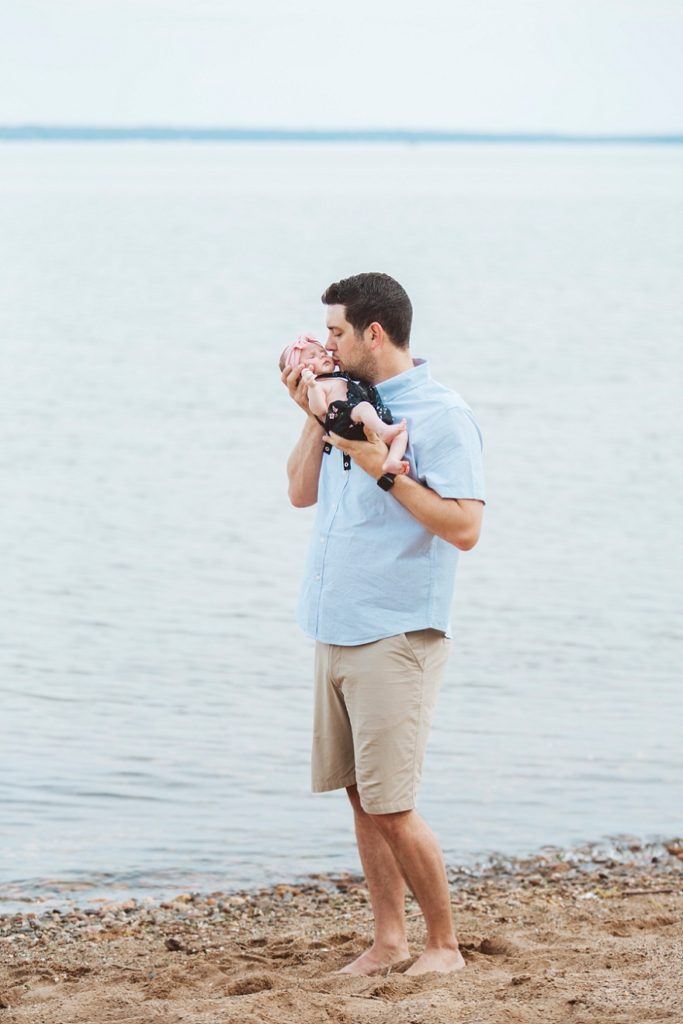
[
  {"xmin": 225, "ymin": 972, "xmax": 275, "ymax": 996},
  {"xmin": 366, "ymin": 975, "xmax": 427, "ymax": 1000},
  {"xmin": 476, "ymin": 935, "xmax": 524, "ymax": 957}
]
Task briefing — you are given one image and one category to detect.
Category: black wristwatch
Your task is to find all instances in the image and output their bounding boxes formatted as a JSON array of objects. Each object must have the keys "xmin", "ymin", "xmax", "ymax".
[{"xmin": 376, "ymin": 472, "xmax": 397, "ymax": 492}]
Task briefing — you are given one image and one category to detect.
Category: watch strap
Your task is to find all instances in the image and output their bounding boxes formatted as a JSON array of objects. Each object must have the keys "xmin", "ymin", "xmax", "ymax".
[{"xmin": 376, "ymin": 472, "xmax": 397, "ymax": 491}]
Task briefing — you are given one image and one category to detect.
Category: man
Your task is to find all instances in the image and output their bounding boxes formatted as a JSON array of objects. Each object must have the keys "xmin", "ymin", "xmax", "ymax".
[{"xmin": 281, "ymin": 273, "xmax": 485, "ymax": 976}]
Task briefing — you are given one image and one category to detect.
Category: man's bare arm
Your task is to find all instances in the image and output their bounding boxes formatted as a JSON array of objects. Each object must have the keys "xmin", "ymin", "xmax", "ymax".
[
  {"xmin": 282, "ymin": 364, "xmax": 326, "ymax": 508},
  {"xmin": 390, "ymin": 477, "xmax": 483, "ymax": 550},
  {"xmin": 287, "ymin": 416, "xmax": 326, "ymax": 507},
  {"xmin": 324, "ymin": 428, "xmax": 484, "ymax": 550}
]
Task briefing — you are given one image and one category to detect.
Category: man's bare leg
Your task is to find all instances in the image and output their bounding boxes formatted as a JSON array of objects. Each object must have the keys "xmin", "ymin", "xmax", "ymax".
[
  {"xmin": 335, "ymin": 785, "xmax": 411, "ymax": 975},
  {"xmin": 369, "ymin": 808, "xmax": 465, "ymax": 975}
]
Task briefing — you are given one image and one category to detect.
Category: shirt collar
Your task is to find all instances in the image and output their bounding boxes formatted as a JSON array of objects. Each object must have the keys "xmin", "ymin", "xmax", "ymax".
[{"xmin": 375, "ymin": 358, "xmax": 429, "ymax": 402}]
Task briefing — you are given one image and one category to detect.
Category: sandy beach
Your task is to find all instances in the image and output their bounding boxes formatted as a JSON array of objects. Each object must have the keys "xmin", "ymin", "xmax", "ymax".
[{"xmin": 1, "ymin": 841, "xmax": 682, "ymax": 1023}]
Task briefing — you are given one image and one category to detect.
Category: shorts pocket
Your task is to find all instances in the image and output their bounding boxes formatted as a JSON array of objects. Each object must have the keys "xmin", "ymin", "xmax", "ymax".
[{"xmin": 400, "ymin": 630, "xmax": 426, "ymax": 670}]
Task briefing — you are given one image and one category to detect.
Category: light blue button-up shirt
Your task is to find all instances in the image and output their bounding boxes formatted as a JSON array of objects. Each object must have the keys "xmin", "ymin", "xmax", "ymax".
[{"xmin": 297, "ymin": 359, "xmax": 486, "ymax": 646}]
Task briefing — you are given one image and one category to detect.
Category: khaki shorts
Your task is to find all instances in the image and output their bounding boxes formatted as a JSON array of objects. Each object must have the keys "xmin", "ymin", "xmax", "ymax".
[{"xmin": 311, "ymin": 629, "xmax": 451, "ymax": 814}]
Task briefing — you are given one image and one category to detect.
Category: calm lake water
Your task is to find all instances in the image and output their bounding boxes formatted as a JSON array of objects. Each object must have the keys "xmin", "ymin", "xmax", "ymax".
[{"xmin": 1, "ymin": 142, "xmax": 681, "ymax": 909}]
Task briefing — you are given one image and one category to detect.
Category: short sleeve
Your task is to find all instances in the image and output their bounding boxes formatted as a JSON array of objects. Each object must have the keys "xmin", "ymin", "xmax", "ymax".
[{"xmin": 415, "ymin": 406, "xmax": 486, "ymax": 503}]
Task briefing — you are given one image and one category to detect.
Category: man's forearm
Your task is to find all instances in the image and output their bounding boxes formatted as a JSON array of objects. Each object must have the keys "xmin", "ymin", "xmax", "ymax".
[
  {"xmin": 390, "ymin": 474, "xmax": 483, "ymax": 551},
  {"xmin": 287, "ymin": 416, "xmax": 326, "ymax": 507}
]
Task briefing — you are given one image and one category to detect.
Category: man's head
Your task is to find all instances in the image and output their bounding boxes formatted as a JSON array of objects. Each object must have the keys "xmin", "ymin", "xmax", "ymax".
[
  {"xmin": 321, "ymin": 273, "xmax": 413, "ymax": 381},
  {"xmin": 279, "ymin": 335, "xmax": 337, "ymax": 375}
]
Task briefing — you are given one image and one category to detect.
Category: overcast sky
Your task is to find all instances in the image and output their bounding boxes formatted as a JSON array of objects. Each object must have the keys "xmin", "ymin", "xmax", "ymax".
[{"xmin": 1, "ymin": 0, "xmax": 682, "ymax": 133}]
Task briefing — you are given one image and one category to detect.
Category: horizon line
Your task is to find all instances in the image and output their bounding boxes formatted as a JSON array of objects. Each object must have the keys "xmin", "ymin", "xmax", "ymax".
[{"xmin": 1, "ymin": 124, "xmax": 682, "ymax": 145}]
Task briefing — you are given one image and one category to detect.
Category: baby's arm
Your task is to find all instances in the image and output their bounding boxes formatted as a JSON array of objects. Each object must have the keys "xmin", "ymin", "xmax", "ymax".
[{"xmin": 301, "ymin": 368, "xmax": 332, "ymax": 419}]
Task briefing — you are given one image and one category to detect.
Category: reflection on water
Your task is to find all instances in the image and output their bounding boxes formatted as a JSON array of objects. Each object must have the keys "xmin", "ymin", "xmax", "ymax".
[{"xmin": 0, "ymin": 142, "xmax": 681, "ymax": 904}]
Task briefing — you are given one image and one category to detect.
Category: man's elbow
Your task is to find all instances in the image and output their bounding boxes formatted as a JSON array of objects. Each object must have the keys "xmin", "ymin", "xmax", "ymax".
[
  {"xmin": 454, "ymin": 532, "xmax": 479, "ymax": 551},
  {"xmin": 447, "ymin": 500, "xmax": 484, "ymax": 550},
  {"xmin": 288, "ymin": 486, "xmax": 317, "ymax": 508},
  {"xmin": 447, "ymin": 521, "xmax": 482, "ymax": 551}
]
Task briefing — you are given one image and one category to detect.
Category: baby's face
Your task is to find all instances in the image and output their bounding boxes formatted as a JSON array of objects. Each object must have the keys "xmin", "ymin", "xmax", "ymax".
[{"xmin": 300, "ymin": 343, "xmax": 336, "ymax": 375}]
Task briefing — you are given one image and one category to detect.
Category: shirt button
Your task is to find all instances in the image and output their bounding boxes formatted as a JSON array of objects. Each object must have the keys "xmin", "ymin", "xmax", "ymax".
[{"xmin": 315, "ymin": 574, "xmax": 321, "ymax": 581}]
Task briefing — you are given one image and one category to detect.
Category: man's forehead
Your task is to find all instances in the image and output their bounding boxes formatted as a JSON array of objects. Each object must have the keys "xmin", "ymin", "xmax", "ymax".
[{"xmin": 325, "ymin": 304, "xmax": 348, "ymax": 329}]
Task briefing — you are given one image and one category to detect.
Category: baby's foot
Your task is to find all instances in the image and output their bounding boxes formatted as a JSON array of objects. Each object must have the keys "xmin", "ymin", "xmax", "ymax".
[{"xmin": 382, "ymin": 458, "xmax": 410, "ymax": 475}]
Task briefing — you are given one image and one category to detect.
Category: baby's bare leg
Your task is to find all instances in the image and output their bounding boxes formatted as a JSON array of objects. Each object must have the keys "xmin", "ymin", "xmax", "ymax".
[
  {"xmin": 351, "ymin": 402, "xmax": 406, "ymax": 443},
  {"xmin": 350, "ymin": 402, "xmax": 409, "ymax": 475},
  {"xmin": 382, "ymin": 429, "xmax": 410, "ymax": 475}
]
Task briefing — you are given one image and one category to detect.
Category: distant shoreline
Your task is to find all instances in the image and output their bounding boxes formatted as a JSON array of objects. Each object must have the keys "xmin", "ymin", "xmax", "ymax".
[{"xmin": 1, "ymin": 125, "xmax": 682, "ymax": 145}]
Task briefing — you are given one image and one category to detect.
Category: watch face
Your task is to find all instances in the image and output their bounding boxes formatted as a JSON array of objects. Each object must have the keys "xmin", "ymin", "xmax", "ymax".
[{"xmin": 377, "ymin": 473, "xmax": 396, "ymax": 491}]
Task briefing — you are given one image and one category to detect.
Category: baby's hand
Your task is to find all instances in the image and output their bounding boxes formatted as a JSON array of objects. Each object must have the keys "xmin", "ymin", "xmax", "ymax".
[{"xmin": 301, "ymin": 368, "xmax": 316, "ymax": 386}]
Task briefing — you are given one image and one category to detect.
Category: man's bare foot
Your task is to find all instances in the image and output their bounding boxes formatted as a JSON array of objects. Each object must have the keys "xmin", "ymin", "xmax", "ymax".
[
  {"xmin": 382, "ymin": 458, "xmax": 410, "ymax": 475},
  {"xmin": 335, "ymin": 942, "xmax": 410, "ymax": 976},
  {"xmin": 404, "ymin": 945, "xmax": 466, "ymax": 975}
]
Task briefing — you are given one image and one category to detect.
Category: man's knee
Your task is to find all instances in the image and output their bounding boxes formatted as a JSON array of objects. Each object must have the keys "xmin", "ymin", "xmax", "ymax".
[
  {"xmin": 346, "ymin": 787, "xmax": 415, "ymax": 832},
  {"xmin": 367, "ymin": 808, "xmax": 413, "ymax": 838}
]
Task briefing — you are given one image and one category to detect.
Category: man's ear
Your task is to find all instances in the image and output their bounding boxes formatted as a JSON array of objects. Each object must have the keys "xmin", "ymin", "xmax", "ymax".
[{"xmin": 367, "ymin": 321, "xmax": 384, "ymax": 350}]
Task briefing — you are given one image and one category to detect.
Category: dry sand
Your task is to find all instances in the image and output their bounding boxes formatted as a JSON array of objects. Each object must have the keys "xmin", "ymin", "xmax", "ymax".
[{"xmin": 2, "ymin": 841, "xmax": 682, "ymax": 1023}]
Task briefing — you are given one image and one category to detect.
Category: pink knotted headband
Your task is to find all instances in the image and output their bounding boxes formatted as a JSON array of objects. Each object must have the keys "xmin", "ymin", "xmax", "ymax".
[{"xmin": 282, "ymin": 333, "xmax": 325, "ymax": 370}]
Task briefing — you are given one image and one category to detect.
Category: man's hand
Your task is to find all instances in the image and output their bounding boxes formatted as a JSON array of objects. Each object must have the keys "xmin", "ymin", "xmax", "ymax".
[
  {"xmin": 324, "ymin": 428, "xmax": 388, "ymax": 480},
  {"xmin": 281, "ymin": 364, "xmax": 313, "ymax": 416}
]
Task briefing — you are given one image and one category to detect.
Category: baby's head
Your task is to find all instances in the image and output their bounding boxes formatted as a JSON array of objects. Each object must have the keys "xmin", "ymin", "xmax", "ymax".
[{"xmin": 279, "ymin": 334, "xmax": 337, "ymax": 375}]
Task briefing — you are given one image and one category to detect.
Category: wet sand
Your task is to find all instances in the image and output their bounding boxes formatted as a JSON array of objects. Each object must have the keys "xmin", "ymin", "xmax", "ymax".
[{"xmin": 2, "ymin": 841, "xmax": 682, "ymax": 1023}]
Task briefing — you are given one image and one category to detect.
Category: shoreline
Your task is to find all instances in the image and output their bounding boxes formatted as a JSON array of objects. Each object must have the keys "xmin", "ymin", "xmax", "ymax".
[
  {"xmin": 1, "ymin": 835, "xmax": 679, "ymax": 915},
  {"xmin": 2, "ymin": 841, "xmax": 682, "ymax": 1022}
]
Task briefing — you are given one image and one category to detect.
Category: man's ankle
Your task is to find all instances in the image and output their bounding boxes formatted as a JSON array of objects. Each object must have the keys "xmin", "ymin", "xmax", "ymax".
[
  {"xmin": 424, "ymin": 938, "xmax": 459, "ymax": 953},
  {"xmin": 372, "ymin": 936, "xmax": 409, "ymax": 954}
]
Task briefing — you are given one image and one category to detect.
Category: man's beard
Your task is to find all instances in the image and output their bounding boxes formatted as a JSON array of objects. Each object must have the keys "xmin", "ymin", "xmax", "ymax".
[{"xmin": 338, "ymin": 345, "xmax": 379, "ymax": 384}]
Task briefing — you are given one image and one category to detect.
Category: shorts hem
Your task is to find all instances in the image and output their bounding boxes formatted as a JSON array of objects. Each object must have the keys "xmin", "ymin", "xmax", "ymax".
[
  {"xmin": 311, "ymin": 772, "xmax": 357, "ymax": 794},
  {"xmin": 359, "ymin": 797, "xmax": 416, "ymax": 815}
]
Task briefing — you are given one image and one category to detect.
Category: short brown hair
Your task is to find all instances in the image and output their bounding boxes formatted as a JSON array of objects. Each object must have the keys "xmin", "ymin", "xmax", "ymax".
[{"xmin": 321, "ymin": 272, "xmax": 412, "ymax": 348}]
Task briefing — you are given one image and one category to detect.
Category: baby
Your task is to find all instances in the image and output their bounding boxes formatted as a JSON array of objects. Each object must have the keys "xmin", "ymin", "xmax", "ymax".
[{"xmin": 280, "ymin": 335, "xmax": 409, "ymax": 475}]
